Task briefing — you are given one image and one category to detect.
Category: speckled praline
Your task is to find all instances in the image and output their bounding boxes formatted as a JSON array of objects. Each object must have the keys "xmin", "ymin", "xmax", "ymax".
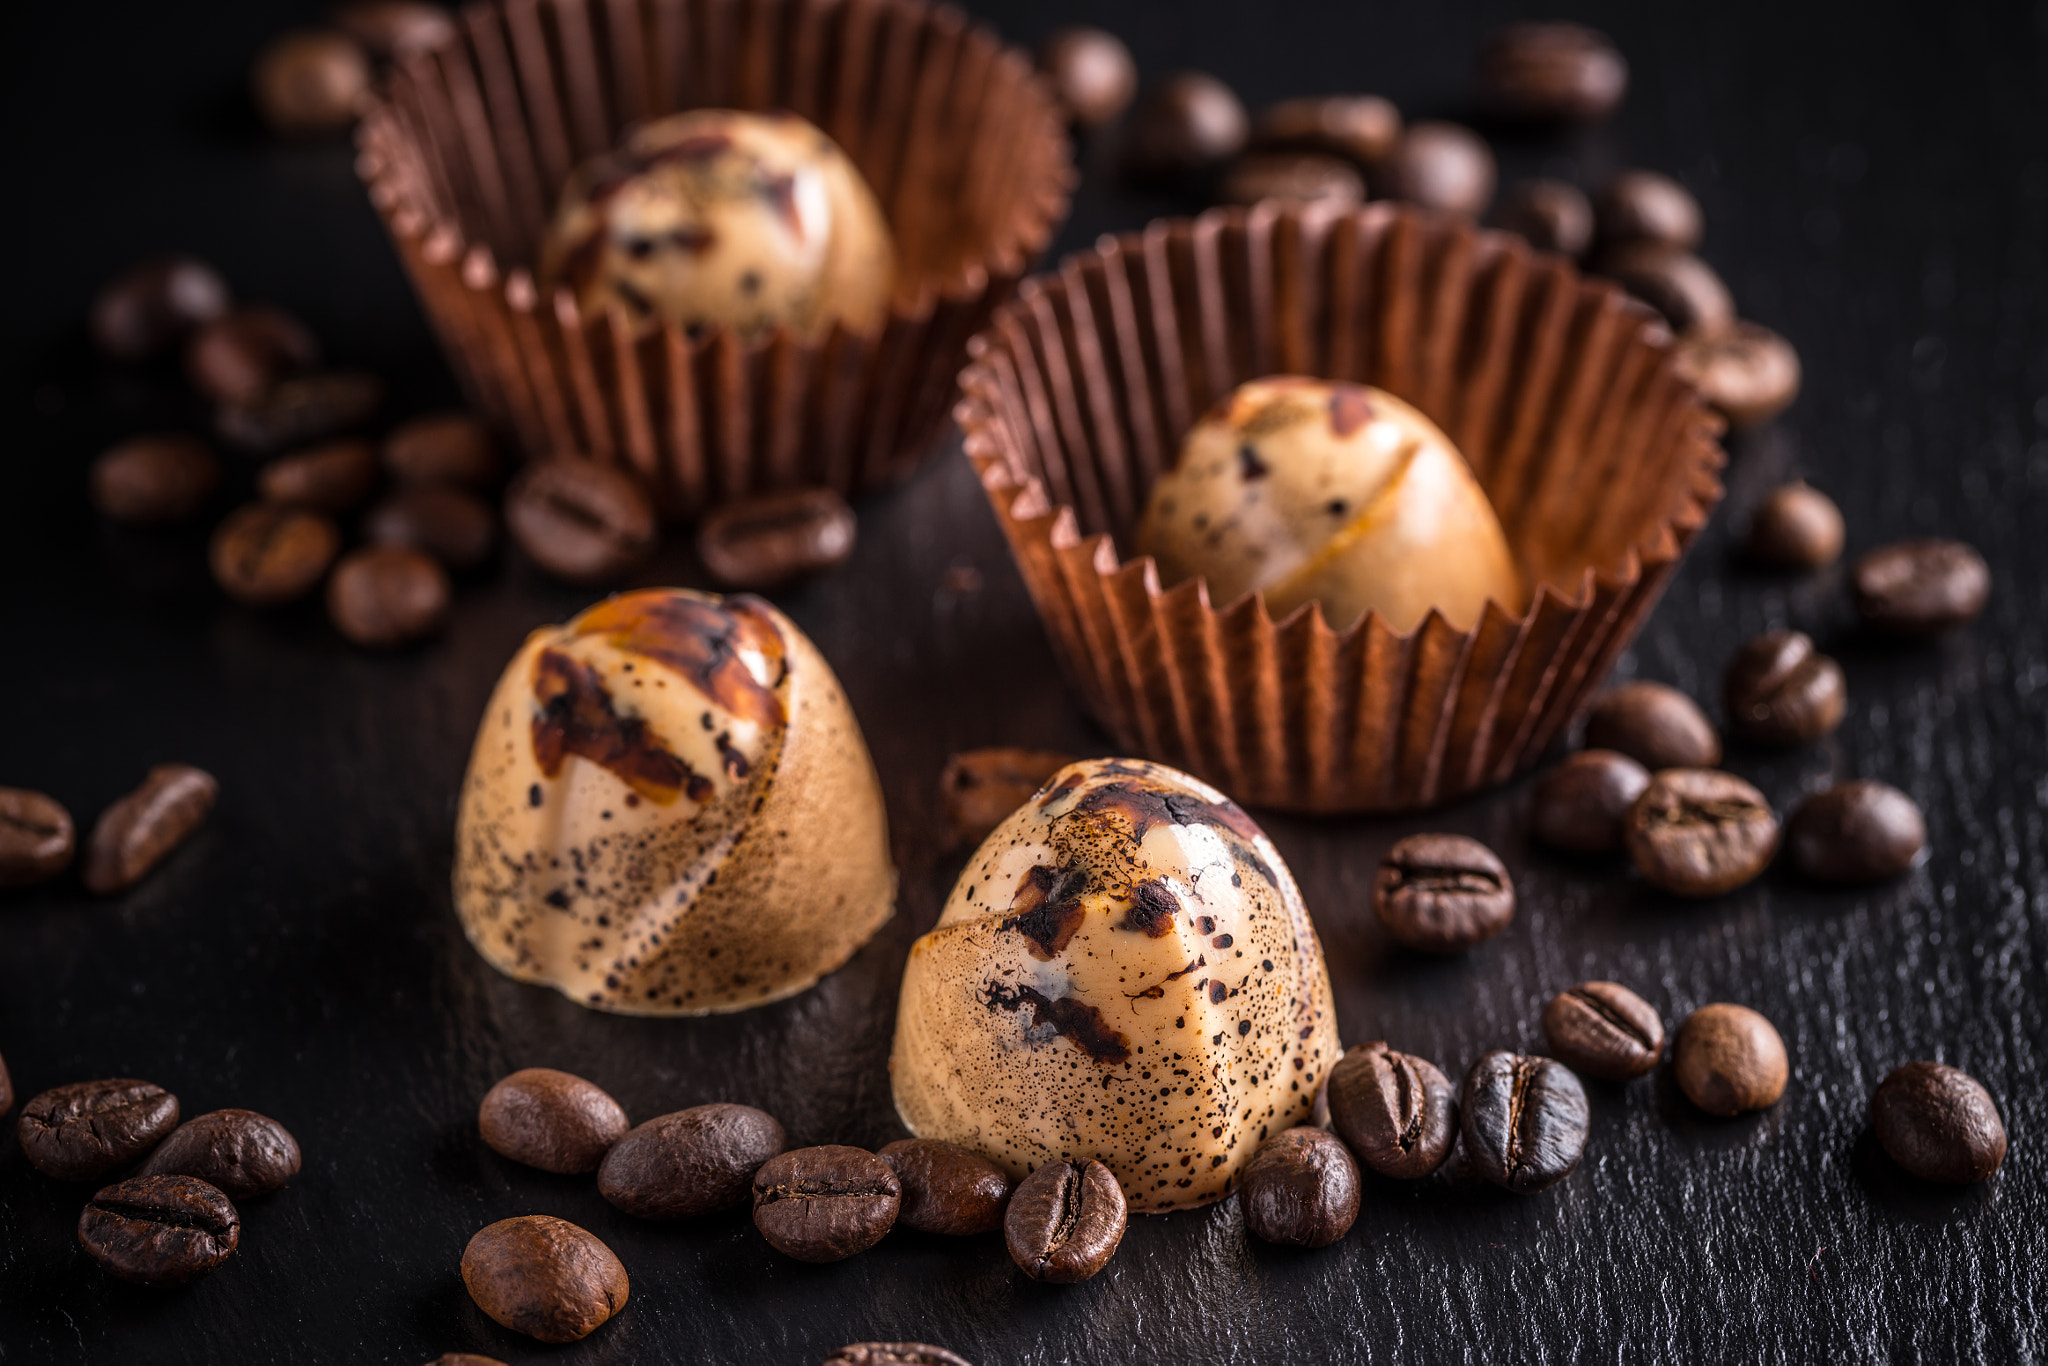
[
  {"xmin": 452, "ymin": 588, "xmax": 895, "ymax": 1014},
  {"xmin": 890, "ymin": 758, "xmax": 1341, "ymax": 1212}
]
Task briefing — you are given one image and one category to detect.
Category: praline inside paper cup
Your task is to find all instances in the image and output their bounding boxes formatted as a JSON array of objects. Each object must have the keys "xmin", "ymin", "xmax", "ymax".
[
  {"xmin": 955, "ymin": 203, "xmax": 1727, "ymax": 815},
  {"xmin": 356, "ymin": 0, "xmax": 1072, "ymax": 518}
]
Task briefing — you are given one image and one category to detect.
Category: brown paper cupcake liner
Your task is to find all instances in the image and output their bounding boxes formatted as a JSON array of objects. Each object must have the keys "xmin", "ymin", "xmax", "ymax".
[
  {"xmin": 955, "ymin": 203, "xmax": 1728, "ymax": 814},
  {"xmin": 355, "ymin": 0, "xmax": 1072, "ymax": 518}
]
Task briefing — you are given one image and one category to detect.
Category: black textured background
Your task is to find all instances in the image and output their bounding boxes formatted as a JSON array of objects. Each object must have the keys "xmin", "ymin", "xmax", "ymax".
[{"xmin": 2, "ymin": 0, "xmax": 2045, "ymax": 1362}]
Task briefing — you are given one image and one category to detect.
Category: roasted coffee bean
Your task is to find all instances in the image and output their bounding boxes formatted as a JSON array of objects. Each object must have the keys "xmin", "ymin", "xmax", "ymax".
[
  {"xmin": 940, "ymin": 747, "xmax": 1080, "ymax": 852},
  {"xmin": 1529, "ymin": 749, "xmax": 1650, "ymax": 854},
  {"xmin": 384, "ymin": 411, "xmax": 499, "ymax": 488},
  {"xmin": 1786, "ymin": 781, "xmax": 1926, "ymax": 883},
  {"xmin": 1584, "ymin": 680, "xmax": 1722, "ymax": 770},
  {"xmin": 1594, "ymin": 170, "xmax": 1703, "ymax": 251},
  {"xmin": 1672, "ymin": 320, "xmax": 1801, "ymax": 429},
  {"xmin": 217, "ymin": 372, "xmax": 385, "ymax": 452},
  {"xmin": 1674, "ymin": 1003, "xmax": 1787, "ymax": 1116},
  {"xmin": 751, "ymin": 1145, "xmax": 901, "ymax": 1262},
  {"xmin": 1871, "ymin": 1061, "xmax": 2006, "ymax": 1183},
  {"xmin": 1218, "ymin": 152, "xmax": 1365, "ymax": 206},
  {"xmin": 1460, "ymin": 1052, "xmax": 1589, "ymax": 1193},
  {"xmin": 82, "ymin": 764, "xmax": 219, "ymax": 895},
  {"xmin": 91, "ymin": 256, "xmax": 230, "ymax": 360},
  {"xmin": 1373, "ymin": 833, "xmax": 1514, "ymax": 952},
  {"xmin": 879, "ymin": 1138, "xmax": 1015, "ymax": 1235},
  {"xmin": 1478, "ymin": 22, "xmax": 1628, "ymax": 123},
  {"xmin": 1004, "ymin": 1158, "xmax": 1125, "ymax": 1282},
  {"xmin": 1380, "ymin": 121, "xmax": 1495, "ymax": 217},
  {"xmin": 697, "ymin": 487, "xmax": 857, "ymax": 589},
  {"xmin": 1597, "ymin": 243, "xmax": 1733, "ymax": 337},
  {"xmin": 824, "ymin": 1345, "xmax": 973, "ymax": 1366},
  {"xmin": 0, "ymin": 787, "xmax": 76, "ymax": 888},
  {"xmin": 90, "ymin": 435, "xmax": 222, "ymax": 525},
  {"xmin": 1496, "ymin": 178, "xmax": 1594, "ymax": 258},
  {"xmin": 598, "ymin": 1103, "xmax": 785, "ymax": 1220},
  {"xmin": 423, "ymin": 1356, "xmax": 508, "ymax": 1366},
  {"xmin": 0, "ymin": 1051, "xmax": 12, "ymax": 1120},
  {"xmin": 1324, "ymin": 1041, "xmax": 1458, "ymax": 1179},
  {"xmin": 332, "ymin": 0, "xmax": 457, "ymax": 59},
  {"xmin": 1745, "ymin": 481, "xmax": 1844, "ymax": 569},
  {"xmin": 1037, "ymin": 27, "xmax": 1136, "ymax": 129},
  {"xmin": 78, "ymin": 1175, "xmax": 239, "ymax": 1287},
  {"xmin": 460, "ymin": 1215, "xmax": 628, "ymax": 1343},
  {"xmin": 259, "ymin": 438, "xmax": 380, "ymax": 512},
  {"xmin": 1126, "ymin": 73, "xmax": 1248, "ymax": 182},
  {"xmin": 478, "ymin": 1068, "xmax": 630, "ymax": 1175},
  {"xmin": 1624, "ymin": 768, "xmax": 1778, "ymax": 897},
  {"xmin": 1542, "ymin": 981, "xmax": 1664, "ymax": 1081},
  {"xmin": 1722, "ymin": 630, "xmax": 1846, "ymax": 745},
  {"xmin": 505, "ymin": 460, "xmax": 657, "ymax": 584},
  {"xmin": 252, "ymin": 30, "xmax": 370, "ymax": 136},
  {"xmin": 1254, "ymin": 95, "xmax": 1402, "ymax": 165},
  {"xmin": 326, "ymin": 546, "xmax": 451, "ymax": 649},
  {"xmin": 210, "ymin": 502, "xmax": 341, "ymax": 605},
  {"xmin": 19, "ymin": 1078, "xmax": 181, "ymax": 1181},
  {"xmin": 364, "ymin": 483, "xmax": 497, "ymax": 572},
  {"xmin": 186, "ymin": 306, "xmax": 320, "ymax": 404},
  {"xmin": 137, "ymin": 1109, "xmax": 301, "ymax": 1198},
  {"xmin": 1851, "ymin": 538, "xmax": 1990, "ymax": 637},
  {"xmin": 1238, "ymin": 1126, "xmax": 1359, "ymax": 1248}
]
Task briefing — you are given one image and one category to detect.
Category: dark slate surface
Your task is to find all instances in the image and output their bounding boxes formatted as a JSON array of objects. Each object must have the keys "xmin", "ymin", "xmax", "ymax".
[{"xmin": 1, "ymin": 0, "xmax": 2043, "ymax": 1361}]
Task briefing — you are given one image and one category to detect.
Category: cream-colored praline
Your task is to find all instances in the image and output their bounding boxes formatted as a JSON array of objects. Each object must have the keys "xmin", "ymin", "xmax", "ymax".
[
  {"xmin": 453, "ymin": 588, "xmax": 894, "ymax": 1015},
  {"xmin": 1135, "ymin": 376, "xmax": 1526, "ymax": 633},
  {"xmin": 890, "ymin": 757, "xmax": 1339, "ymax": 1212},
  {"xmin": 538, "ymin": 109, "xmax": 895, "ymax": 339}
]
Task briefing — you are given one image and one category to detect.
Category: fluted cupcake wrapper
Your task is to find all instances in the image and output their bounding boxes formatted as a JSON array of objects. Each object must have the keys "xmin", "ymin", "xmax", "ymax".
[
  {"xmin": 956, "ymin": 203, "xmax": 1727, "ymax": 815},
  {"xmin": 356, "ymin": 0, "xmax": 1072, "ymax": 518}
]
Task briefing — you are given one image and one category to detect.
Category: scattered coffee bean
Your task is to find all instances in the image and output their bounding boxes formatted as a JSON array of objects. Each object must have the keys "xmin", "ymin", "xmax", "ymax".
[
  {"xmin": 1584, "ymin": 680, "xmax": 1722, "ymax": 770},
  {"xmin": 1379, "ymin": 121, "xmax": 1495, "ymax": 217},
  {"xmin": 824, "ymin": 1345, "xmax": 973, "ymax": 1366},
  {"xmin": 752, "ymin": 1145, "xmax": 901, "ymax": 1262},
  {"xmin": 1674, "ymin": 1003, "xmax": 1787, "ymax": 1116},
  {"xmin": 1004, "ymin": 1158, "xmax": 1125, "ymax": 1282},
  {"xmin": 1529, "ymin": 749, "xmax": 1650, "ymax": 854},
  {"xmin": 217, "ymin": 372, "xmax": 386, "ymax": 452},
  {"xmin": 1722, "ymin": 630, "xmax": 1846, "ymax": 745},
  {"xmin": 91, "ymin": 256, "xmax": 230, "ymax": 360},
  {"xmin": 90, "ymin": 435, "xmax": 222, "ymax": 526},
  {"xmin": 384, "ymin": 411, "xmax": 499, "ymax": 488},
  {"xmin": 1496, "ymin": 178, "xmax": 1594, "ymax": 258},
  {"xmin": 1542, "ymin": 981, "xmax": 1664, "ymax": 1081},
  {"xmin": 1672, "ymin": 320, "xmax": 1801, "ymax": 429},
  {"xmin": 423, "ymin": 1356, "xmax": 507, "ymax": 1366},
  {"xmin": 1745, "ymin": 481, "xmax": 1844, "ymax": 569},
  {"xmin": 1238, "ymin": 1126, "xmax": 1359, "ymax": 1248},
  {"xmin": 1851, "ymin": 538, "xmax": 1990, "ymax": 637},
  {"xmin": 879, "ymin": 1138, "xmax": 1015, "ymax": 1235},
  {"xmin": 478, "ymin": 1068, "xmax": 630, "ymax": 1175},
  {"xmin": 137, "ymin": 1109, "xmax": 302, "ymax": 1199},
  {"xmin": 258, "ymin": 438, "xmax": 380, "ymax": 512},
  {"xmin": 210, "ymin": 502, "xmax": 342, "ymax": 605},
  {"xmin": 252, "ymin": 30, "xmax": 371, "ymax": 137},
  {"xmin": 364, "ymin": 483, "xmax": 498, "ymax": 572},
  {"xmin": 1597, "ymin": 243, "xmax": 1733, "ymax": 337},
  {"xmin": 1871, "ymin": 1061, "xmax": 2006, "ymax": 1183},
  {"xmin": 1324, "ymin": 1041, "xmax": 1458, "ymax": 1180},
  {"xmin": 1126, "ymin": 73, "xmax": 1249, "ymax": 182},
  {"xmin": 697, "ymin": 487, "xmax": 857, "ymax": 589},
  {"xmin": 1594, "ymin": 170, "xmax": 1703, "ymax": 251},
  {"xmin": 939, "ymin": 747, "xmax": 1079, "ymax": 852},
  {"xmin": 82, "ymin": 763, "xmax": 219, "ymax": 896},
  {"xmin": 0, "ymin": 1051, "xmax": 12, "ymax": 1119},
  {"xmin": 0, "ymin": 787, "xmax": 76, "ymax": 888},
  {"xmin": 1373, "ymin": 833, "xmax": 1514, "ymax": 952},
  {"xmin": 1036, "ymin": 27, "xmax": 1136, "ymax": 129},
  {"xmin": 460, "ymin": 1215, "xmax": 628, "ymax": 1344},
  {"xmin": 1460, "ymin": 1052, "xmax": 1589, "ymax": 1193},
  {"xmin": 331, "ymin": 0, "xmax": 457, "ymax": 59},
  {"xmin": 1624, "ymin": 768, "xmax": 1778, "ymax": 897},
  {"xmin": 597, "ymin": 1103, "xmax": 785, "ymax": 1220},
  {"xmin": 78, "ymin": 1174, "xmax": 239, "ymax": 1287},
  {"xmin": 1478, "ymin": 22, "xmax": 1628, "ymax": 123},
  {"xmin": 1218, "ymin": 151, "xmax": 1365, "ymax": 206},
  {"xmin": 326, "ymin": 545, "xmax": 451, "ymax": 649},
  {"xmin": 186, "ymin": 306, "xmax": 320, "ymax": 404},
  {"xmin": 1253, "ymin": 95, "xmax": 1402, "ymax": 165},
  {"xmin": 19, "ymin": 1078, "xmax": 181, "ymax": 1181},
  {"xmin": 505, "ymin": 460, "xmax": 657, "ymax": 584},
  {"xmin": 1786, "ymin": 781, "xmax": 1926, "ymax": 883}
]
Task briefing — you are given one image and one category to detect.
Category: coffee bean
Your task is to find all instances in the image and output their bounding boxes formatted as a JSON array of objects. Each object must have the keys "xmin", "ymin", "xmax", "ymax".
[
  {"xmin": 1219, "ymin": 152, "xmax": 1365, "ymax": 207},
  {"xmin": 1851, "ymin": 538, "xmax": 1990, "ymax": 637},
  {"xmin": 1584, "ymin": 681, "xmax": 1721, "ymax": 770},
  {"xmin": 505, "ymin": 460, "xmax": 658, "ymax": 584},
  {"xmin": 384, "ymin": 412, "xmax": 500, "ymax": 488},
  {"xmin": 1324, "ymin": 1041, "xmax": 1458, "ymax": 1180},
  {"xmin": 1496, "ymin": 178, "xmax": 1594, "ymax": 258},
  {"xmin": 1594, "ymin": 170, "xmax": 1703, "ymax": 251},
  {"xmin": 460, "ymin": 1215, "xmax": 628, "ymax": 1344},
  {"xmin": 1624, "ymin": 768, "xmax": 1778, "ymax": 897},
  {"xmin": 1125, "ymin": 73, "xmax": 1249, "ymax": 182},
  {"xmin": 252, "ymin": 30, "xmax": 371, "ymax": 137},
  {"xmin": 186, "ymin": 307, "xmax": 320, "ymax": 404},
  {"xmin": 1373, "ymin": 833, "xmax": 1513, "ymax": 952},
  {"xmin": 1459, "ymin": 1052, "xmax": 1589, "ymax": 1193},
  {"xmin": 91, "ymin": 256, "xmax": 230, "ymax": 360},
  {"xmin": 478, "ymin": 1068, "xmax": 629, "ymax": 1175},
  {"xmin": 1786, "ymin": 781, "xmax": 1926, "ymax": 883},
  {"xmin": 1597, "ymin": 243, "xmax": 1733, "ymax": 337},
  {"xmin": 752, "ymin": 1145, "xmax": 901, "ymax": 1262},
  {"xmin": 364, "ymin": 484, "xmax": 498, "ymax": 572},
  {"xmin": 82, "ymin": 764, "xmax": 219, "ymax": 896},
  {"xmin": 0, "ymin": 1051, "xmax": 12, "ymax": 1120},
  {"xmin": 1237, "ymin": 1125, "xmax": 1359, "ymax": 1248},
  {"xmin": 879, "ymin": 1138, "xmax": 1014, "ymax": 1235},
  {"xmin": 1478, "ymin": 22, "xmax": 1628, "ymax": 123},
  {"xmin": 259, "ymin": 438, "xmax": 381, "ymax": 512},
  {"xmin": 210, "ymin": 503, "xmax": 341, "ymax": 605},
  {"xmin": 1674, "ymin": 1003, "xmax": 1787, "ymax": 1116},
  {"xmin": 217, "ymin": 372, "xmax": 386, "ymax": 453},
  {"xmin": 597, "ymin": 1103, "xmax": 785, "ymax": 1220},
  {"xmin": 332, "ymin": 0, "xmax": 457, "ymax": 59},
  {"xmin": 90, "ymin": 435, "xmax": 222, "ymax": 525},
  {"xmin": 1542, "ymin": 981, "xmax": 1664, "ymax": 1081},
  {"xmin": 1722, "ymin": 630, "xmax": 1846, "ymax": 746},
  {"xmin": 137, "ymin": 1109, "xmax": 302, "ymax": 1199},
  {"xmin": 1745, "ymin": 481, "xmax": 1844, "ymax": 569},
  {"xmin": 1871, "ymin": 1061, "xmax": 2006, "ymax": 1183},
  {"xmin": 0, "ymin": 787, "xmax": 76, "ymax": 888},
  {"xmin": 824, "ymin": 1345, "xmax": 973, "ymax": 1366},
  {"xmin": 19, "ymin": 1078, "xmax": 181, "ymax": 1181},
  {"xmin": 1036, "ymin": 27, "xmax": 1136, "ymax": 129},
  {"xmin": 78, "ymin": 1174, "xmax": 239, "ymax": 1287},
  {"xmin": 939, "ymin": 748, "xmax": 1079, "ymax": 853},
  {"xmin": 1380, "ymin": 121, "xmax": 1495, "ymax": 217},
  {"xmin": 1529, "ymin": 749, "xmax": 1650, "ymax": 854},
  {"xmin": 1671, "ymin": 320, "xmax": 1801, "ymax": 429},
  {"xmin": 1254, "ymin": 95, "xmax": 1402, "ymax": 165},
  {"xmin": 423, "ymin": 1356, "xmax": 507, "ymax": 1366},
  {"xmin": 1004, "ymin": 1158, "xmax": 1125, "ymax": 1282},
  {"xmin": 326, "ymin": 546, "xmax": 451, "ymax": 649},
  {"xmin": 697, "ymin": 487, "xmax": 857, "ymax": 589}
]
